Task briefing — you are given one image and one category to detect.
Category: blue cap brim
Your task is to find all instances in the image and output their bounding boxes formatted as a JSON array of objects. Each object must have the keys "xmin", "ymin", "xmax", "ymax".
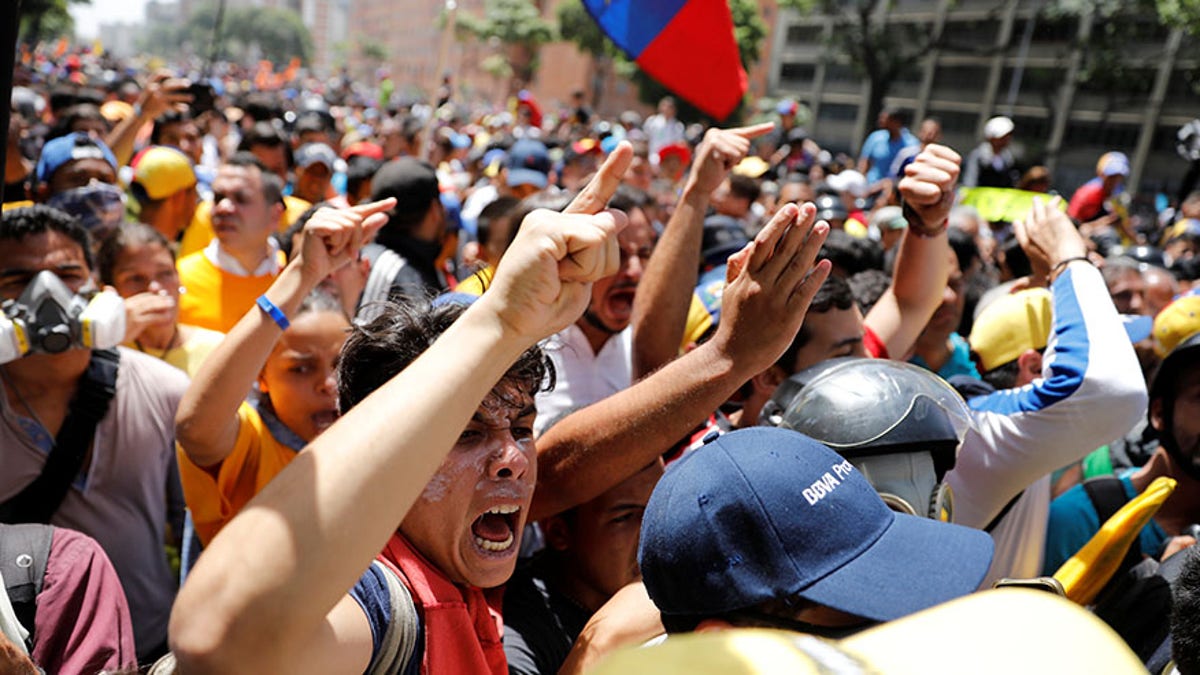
[
  {"xmin": 798, "ymin": 512, "xmax": 994, "ymax": 623},
  {"xmin": 507, "ymin": 168, "xmax": 548, "ymax": 189}
]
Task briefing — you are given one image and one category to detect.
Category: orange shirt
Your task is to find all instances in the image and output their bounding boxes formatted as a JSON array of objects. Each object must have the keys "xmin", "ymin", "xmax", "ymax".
[
  {"xmin": 177, "ymin": 403, "xmax": 298, "ymax": 545},
  {"xmin": 176, "ymin": 252, "xmax": 277, "ymax": 333}
]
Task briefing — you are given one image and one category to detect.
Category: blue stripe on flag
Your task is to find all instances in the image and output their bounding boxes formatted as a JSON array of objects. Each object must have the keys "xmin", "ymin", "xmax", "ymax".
[{"xmin": 581, "ymin": 0, "xmax": 690, "ymax": 58}]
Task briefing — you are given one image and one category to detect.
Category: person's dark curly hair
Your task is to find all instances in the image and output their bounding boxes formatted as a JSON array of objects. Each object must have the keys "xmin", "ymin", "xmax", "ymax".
[
  {"xmin": 337, "ymin": 300, "xmax": 554, "ymax": 414},
  {"xmin": 1172, "ymin": 549, "xmax": 1200, "ymax": 674},
  {"xmin": 1, "ymin": 205, "xmax": 93, "ymax": 270}
]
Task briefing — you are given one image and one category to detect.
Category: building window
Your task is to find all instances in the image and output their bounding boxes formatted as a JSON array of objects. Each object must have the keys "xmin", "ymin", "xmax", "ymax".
[
  {"xmin": 825, "ymin": 63, "xmax": 858, "ymax": 83},
  {"xmin": 1030, "ymin": 16, "xmax": 1076, "ymax": 44},
  {"xmin": 818, "ymin": 103, "xmax": 859, "ymax": 122},
  {"xmin": 1063, "ymin": 121, "xmax": 1141, "ymax": 149},
  {"xmin": 781, "ymin": 62, "xmax": 817, "ymax": 86},
  {"xmin": 927, "ymin": 109, "xmax": 978, "ymax": 135},
  {"xmin": 941, "ymin": 20, "xmax": 997, "ymax": 48},
  {"xmin": 786, "ymin": 24, "xmax": 821, "ymax": 47}
]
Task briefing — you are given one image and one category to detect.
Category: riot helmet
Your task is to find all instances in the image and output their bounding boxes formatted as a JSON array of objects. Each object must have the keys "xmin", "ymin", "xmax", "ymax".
[{"xmin": 762, "ymin": 358, "xmax": 973, "ymax": 521}]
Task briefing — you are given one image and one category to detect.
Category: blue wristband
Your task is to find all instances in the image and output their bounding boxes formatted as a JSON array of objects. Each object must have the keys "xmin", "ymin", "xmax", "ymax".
[{"xmin": 256, "ymin": 295, "xmax": 290, "ymax": 331}]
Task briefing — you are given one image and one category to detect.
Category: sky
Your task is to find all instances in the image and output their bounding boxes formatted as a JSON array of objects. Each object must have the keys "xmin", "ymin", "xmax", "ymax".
[{"xmin": 71, "ymin": 0, "xmax": 150, "ymax": 40}]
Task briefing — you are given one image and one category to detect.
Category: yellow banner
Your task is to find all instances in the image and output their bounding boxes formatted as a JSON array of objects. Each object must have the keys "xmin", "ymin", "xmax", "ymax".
[{"xmin": 958, "ymin": 187, "xmax": 1067, "ymax": 223}]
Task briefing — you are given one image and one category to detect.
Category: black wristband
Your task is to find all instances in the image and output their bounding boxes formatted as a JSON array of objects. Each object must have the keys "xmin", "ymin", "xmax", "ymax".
[
  {"xmin": 1049, "ymin": 256, "xmax": 1091, "ymax": 281},
  {"xmin": 900, "ymin": 199, "xmax": 948, "ymax": 238}
]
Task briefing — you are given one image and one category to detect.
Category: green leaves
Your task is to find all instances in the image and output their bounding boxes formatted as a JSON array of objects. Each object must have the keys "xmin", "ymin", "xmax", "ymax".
[
  {"xmin": 456, "ymin": 0, "xmax": 556, "ymax": 47},
  {"xmin": 138, "ymin": 2, "xmax": 315, "ymax": 65}
]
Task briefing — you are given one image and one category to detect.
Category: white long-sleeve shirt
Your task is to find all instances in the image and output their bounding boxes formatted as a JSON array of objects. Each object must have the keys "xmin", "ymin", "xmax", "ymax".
[{"xmin": 951, "ymin": 260, "xmax": 1148, "ymax": 582}]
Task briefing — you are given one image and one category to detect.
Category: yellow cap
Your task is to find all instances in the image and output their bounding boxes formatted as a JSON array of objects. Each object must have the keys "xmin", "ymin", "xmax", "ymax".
[
  {"xmin": 968, "ymin": 288, "xmax": 1053, "ymax": 372},
  {"xmin": 132, "ymin": 146, "xmax": 197, "ymax": 201},
  {"xmin": 591, "ymin": 590, "xmax": 1146, "ymax": 675},
  {"xmin": 1153, "ymin": 293, "xmax": 1200, "ymax": 357}
]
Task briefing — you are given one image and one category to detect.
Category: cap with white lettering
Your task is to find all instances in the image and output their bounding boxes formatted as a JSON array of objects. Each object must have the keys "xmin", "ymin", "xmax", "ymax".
[{"xmin": 638, "ymin": 427, "xmax": 993, "ymax": 623}]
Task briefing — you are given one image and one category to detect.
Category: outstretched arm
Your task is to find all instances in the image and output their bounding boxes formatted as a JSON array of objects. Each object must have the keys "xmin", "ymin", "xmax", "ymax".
[
  {"xmin": 169, "ymin": 146, "xmax": 634, "ymax": 675},
  {"xmin": 865, "ymin": 144, "xmax": 958, "ymax": 358},
  {"xmin": 631, "ymin": 123, "xmax": 773, "ymax": 378},
  {"xmin": 534, "ymin": 202, "xmax": 831, "ymax": 520},
  {"xmin": 174, "ymin": 198, "xmax": 395, "ymax": 468},
  {"xmin": 105, "ymin": 74, "xmax": 191, "ymax": 167},
  {"xmin": 952, "ymin": 197, "xmax": 1147, "ymax": 529}
]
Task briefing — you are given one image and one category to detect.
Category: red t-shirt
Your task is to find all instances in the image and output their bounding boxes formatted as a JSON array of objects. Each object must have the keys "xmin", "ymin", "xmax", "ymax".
[
  {"xmin": 1067, "ymin": 179, "xmax": 1107, "ymax": 222},
  {"xmin": 864, "ymin": 324, "xmax": 889, "ymax": 359}
]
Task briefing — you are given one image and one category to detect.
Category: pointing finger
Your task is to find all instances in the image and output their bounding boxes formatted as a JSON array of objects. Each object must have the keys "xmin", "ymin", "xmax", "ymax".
[
  {"xmin": 727, "ymin": 122, "xmax": 775, "ymax": 139},
  {"xmin": 361, "ymin": 212, "xmax": 390, "ymax": 240},
  {"xmin": 350, "ymin": 197, "xmax": 398, "ymax": 218},
  {"xmin": 564, "ymin": 142, "xmax": 633, "ymax": 215}
]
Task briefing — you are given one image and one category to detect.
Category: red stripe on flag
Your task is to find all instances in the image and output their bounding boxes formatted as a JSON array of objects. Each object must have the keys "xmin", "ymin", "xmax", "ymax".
[{"xmin": 635, "ymin": 0, "xmax": 748, "ymax": 120}]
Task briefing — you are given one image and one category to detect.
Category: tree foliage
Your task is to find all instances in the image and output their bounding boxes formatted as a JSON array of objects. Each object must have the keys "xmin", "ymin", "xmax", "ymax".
[
  {"xmin": 557, "ymin": 0, "xmax": 767, "ymax": 123},
  {"xmin": 1157, "ymin": 0, "xmax": 1200, "ymax": 34},
  {"xmin": 19, "ymin": 0, "xmax": 89, "ymax": 47},
  {"xmin": 455, "ymin": 0, "xmax": 556, "ymax": 84},
  {"xmin": 780, "ymin": 0, "xmax": 944, "ymax": 129},
  {"xmin": 138, "ymin": 2, "xmax": 314, "ymax": 65}
]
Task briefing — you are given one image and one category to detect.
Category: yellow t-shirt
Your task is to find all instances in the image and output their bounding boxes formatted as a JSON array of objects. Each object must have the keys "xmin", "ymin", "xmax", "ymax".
[
  {"xmin": 178, "ymin": 194, "xmax": 312, "ymax": 258},
  {"xmin": 124, "ymin": 324, "xmax": 226, "ymax": 378},
  {"xmin": 178, "ymin": 402, "xmax": 298, "ymax": 546},
  {"xmin": 177, "ymin": 252, "xmax": 278, "ymax": 333}
]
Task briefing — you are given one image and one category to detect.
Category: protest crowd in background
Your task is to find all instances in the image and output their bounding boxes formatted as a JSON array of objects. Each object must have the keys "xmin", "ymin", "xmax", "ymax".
[{"xmin": 8, "ymin": 43, "xmax": 1200, "ymax": 675}]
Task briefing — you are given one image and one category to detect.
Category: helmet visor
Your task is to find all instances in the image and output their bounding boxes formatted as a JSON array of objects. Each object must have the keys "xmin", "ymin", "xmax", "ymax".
[{"xmin": 780, "ymin": 360, "xmax": 973, "ymax": 449}]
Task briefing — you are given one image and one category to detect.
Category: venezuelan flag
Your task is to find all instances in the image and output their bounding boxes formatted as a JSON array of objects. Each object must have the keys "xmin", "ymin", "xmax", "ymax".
[{"xmin": 582, "ymin": 0, "xmax": 747, "ymax": 120}]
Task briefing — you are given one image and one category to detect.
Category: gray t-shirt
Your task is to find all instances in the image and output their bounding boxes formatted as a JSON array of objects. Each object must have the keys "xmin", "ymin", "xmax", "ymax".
[{"xmin": 0, "ymin": 348, "xmax": 188, "ymax": 657}]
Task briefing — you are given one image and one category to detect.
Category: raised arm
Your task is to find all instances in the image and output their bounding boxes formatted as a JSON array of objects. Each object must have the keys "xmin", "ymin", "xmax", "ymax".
[
  {"xmin": 533, "ymin": 202, "xmax": 831, "ymax": 519},
  {"xmin": 174, "ymin": 198, "xmax": 395, "ymax": 468},
  {"xmin": 865, "ymin": 144, "xmax": 958, "ymax": 358},
  {"xmin": 631, "ymin": 123, "xmax": 772, "ymax": 378},
  {"xmin": 951, "ymin": 197, "xmax": 1147, "ymax": 528},
  {"xmin": 105, "ymin": 75, "xmax": 192, "ymax": 167},
  {"xmin": 169, "ymin": 146, "xmax": 633, "ymax": 675}
]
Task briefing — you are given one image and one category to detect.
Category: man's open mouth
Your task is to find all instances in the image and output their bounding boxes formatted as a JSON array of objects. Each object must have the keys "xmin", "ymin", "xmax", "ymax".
[{"xmin": 471, "ymin": 504, "xmax": 520, "ymax": 553}]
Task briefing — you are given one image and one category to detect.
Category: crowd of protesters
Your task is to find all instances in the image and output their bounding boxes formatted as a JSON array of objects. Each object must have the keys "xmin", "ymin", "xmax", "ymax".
[{"xmin": 6, "ymin": 44, "xmax": 1200, "ymax": 674}]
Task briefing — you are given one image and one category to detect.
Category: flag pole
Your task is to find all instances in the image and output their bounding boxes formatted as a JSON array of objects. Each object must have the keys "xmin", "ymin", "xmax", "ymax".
[
  {"xmin": 1, "ymin": 0, "xmax": 21, "ymax": 204},
  {"xmin": 204, "ymin": 0, "xmax": 228, "ymax": 78},
  {"xmin": 422, "ymin": 0, "xmax": 457, "ymax": 162}
]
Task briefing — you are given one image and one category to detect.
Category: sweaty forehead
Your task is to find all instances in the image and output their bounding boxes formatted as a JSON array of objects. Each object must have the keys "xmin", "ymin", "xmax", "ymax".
[
  {"xmin": 477, "ymin": 385, "xmax": 535, "ymax": 419},
  {"xmin": 215, "ymin": 166, "xmax": 261, "ymax": 191},
  {"xmin": 619, "ymin": 212, "xmax": 656, "ymax": 247},
  {"xmin": 0, "ymin": 231, "xmax": 89, "ymax": 274},
  {"xmin": 51, "ymin": 158, "xmax": 116, "ymax": 191}
]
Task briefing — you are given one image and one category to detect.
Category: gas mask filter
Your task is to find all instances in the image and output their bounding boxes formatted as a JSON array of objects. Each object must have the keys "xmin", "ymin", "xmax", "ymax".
[{"xmin": 0, "ymin": 271, "xmax": 126, "ymax": 364}]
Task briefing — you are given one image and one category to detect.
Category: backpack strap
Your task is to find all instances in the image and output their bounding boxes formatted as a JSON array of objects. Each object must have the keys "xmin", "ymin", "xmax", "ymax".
[
  {"xmin": 367, "ymin": 560, "xmax": 422, "ymax": 675},
  {"xmin": 359, "ymin": 245, "xmax": 407, "ymax": 322},
  {"xmin": 0, "ymin": 523, "xmax": 55, "ymax": 649},
  {"xmin": 1082, "ymin": 475, "xmax": 1144, "ymax": 575},
  {"xmin": 984, "ymin": 490, "xmax": 1022, "ymax": 533},
  {"xmin": 0, "ymin": 349, "xmax": 120, "ymax": 525}
]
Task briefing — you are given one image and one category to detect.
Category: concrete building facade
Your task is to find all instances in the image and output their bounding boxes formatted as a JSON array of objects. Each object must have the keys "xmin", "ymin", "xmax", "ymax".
[{"xmin": 769, "ymin": 0, "xmax": 1199, "ymax": 201}]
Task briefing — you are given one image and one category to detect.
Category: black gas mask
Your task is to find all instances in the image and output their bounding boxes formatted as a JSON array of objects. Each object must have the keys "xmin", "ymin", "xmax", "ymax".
[{"xmin": 0, "ymin": 271, "xmax": 126, "ymax": 363}]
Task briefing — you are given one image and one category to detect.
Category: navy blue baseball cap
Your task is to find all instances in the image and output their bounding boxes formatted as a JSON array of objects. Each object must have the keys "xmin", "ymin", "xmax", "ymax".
[
  {"xmin": 36, "ymin": 132, "xmax": 118, "ymax": 185},
  {"xmin": 507, "ymin": 139, "xmax": 551, "ymax": 189},
  {"xmin": 638, "ymin": 427, "xmax": 993, "ymax": 623}
]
